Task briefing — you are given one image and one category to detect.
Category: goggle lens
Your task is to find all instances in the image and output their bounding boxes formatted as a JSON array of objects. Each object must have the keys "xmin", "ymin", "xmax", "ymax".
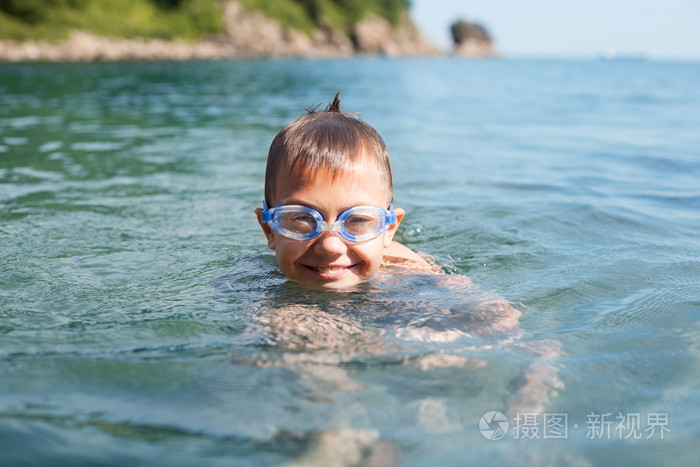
[
  {"xmin": 342, "ymin": 213, "xmax": 382, "ymax": 237},
  {"xmin": 278, "ymin": 211, "xmax": 319, "ymax": 236}
]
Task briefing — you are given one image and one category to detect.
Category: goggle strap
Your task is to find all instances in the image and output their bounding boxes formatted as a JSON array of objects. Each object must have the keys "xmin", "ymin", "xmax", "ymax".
[
  {"xmin": 261, "ymin": 204, "xmax": 272, "ymax": 223},
  {"xmin": 261, "ymin": 200, "xmax": 274, "ymax": 223},
  {"xmin": 387, "ymin": 204, "xmax": 397, "ymax": 224}
]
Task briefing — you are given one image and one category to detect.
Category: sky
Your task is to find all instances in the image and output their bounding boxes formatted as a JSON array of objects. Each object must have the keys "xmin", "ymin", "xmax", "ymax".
[{"xmin": 411, "ymin": 0, "xmax": 700, "ymax": 59}]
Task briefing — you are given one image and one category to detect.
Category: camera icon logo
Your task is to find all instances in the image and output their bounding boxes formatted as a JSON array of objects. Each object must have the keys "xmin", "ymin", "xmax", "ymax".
[{"xmin": 479, "ymin": 411, "xmax": 509, "ymax": 440}]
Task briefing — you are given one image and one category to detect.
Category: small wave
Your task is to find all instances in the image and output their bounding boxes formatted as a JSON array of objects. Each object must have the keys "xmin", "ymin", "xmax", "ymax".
[
  {"xmin": 38, "ymin": 141, "xmax": 63, "ymax": 153},
  {"xmin": 2, "ymin": 137, "xmax": 28, "ymax": 146},
  {"xmin": 70, "ymin": 142, "xmax": 124, "ymax": 152},
  {"xmin": 0, "ymin": 116, "xmax": 42, "ymax": 129}
]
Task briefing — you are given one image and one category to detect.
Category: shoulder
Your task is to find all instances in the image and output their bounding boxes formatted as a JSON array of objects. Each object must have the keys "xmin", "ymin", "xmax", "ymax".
[{"xmin": 382, "ymin": 242, "xmax": 441, "ymax": 273}]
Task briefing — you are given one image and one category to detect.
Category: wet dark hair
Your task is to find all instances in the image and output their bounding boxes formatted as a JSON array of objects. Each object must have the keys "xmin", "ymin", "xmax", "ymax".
[{"xmin": 264, "ymin": 93, "xmax": 393, "ymax": 205}]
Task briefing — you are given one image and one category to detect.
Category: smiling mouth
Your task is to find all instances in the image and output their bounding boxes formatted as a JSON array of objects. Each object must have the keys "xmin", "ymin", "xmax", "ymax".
[{"xmin": 304, "ymin": 264, "xmax": 354, "ymax": 279}]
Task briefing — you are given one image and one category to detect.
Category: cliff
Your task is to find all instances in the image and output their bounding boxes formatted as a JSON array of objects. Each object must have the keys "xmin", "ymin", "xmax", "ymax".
[{"xmin": 0, "ymin": 0, "xmax": 440, "ymax": 61}]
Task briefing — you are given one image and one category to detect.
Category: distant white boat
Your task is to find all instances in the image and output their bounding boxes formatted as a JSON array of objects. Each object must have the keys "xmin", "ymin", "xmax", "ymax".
[
  {"xmin": 600, "ymin": 46, "xmax": 616, "ymax": 60},
  {"xmin": 599, "ymin": 46, "xmax": 648, "ymax": 61}
]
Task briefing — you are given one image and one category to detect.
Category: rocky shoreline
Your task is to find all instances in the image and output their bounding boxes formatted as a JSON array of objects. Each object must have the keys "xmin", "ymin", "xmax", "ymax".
[{"xmin": 0, "ymin": 1, "xmax": 444, "ymax": 62}]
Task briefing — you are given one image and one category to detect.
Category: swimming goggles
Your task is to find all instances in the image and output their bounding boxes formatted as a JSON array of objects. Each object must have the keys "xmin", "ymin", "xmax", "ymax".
[{"xmin": 261, "ymin": 201, "xmax": 397, "ymax": 242}]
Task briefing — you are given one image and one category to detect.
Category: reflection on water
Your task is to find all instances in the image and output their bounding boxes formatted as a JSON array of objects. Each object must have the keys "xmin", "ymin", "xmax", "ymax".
[{"xmin": 1, "ymin": 59, "xmax": 699, "ymax": 465}]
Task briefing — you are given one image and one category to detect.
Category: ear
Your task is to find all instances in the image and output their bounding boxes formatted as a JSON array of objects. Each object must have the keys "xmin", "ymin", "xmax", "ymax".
[
  {"xmin": 383, "ymin": 207, "xmax": 405, "ymax": 248},
  {"xmin": 255, "ymin": 208, "xmax": 276, "ymax": 250}
]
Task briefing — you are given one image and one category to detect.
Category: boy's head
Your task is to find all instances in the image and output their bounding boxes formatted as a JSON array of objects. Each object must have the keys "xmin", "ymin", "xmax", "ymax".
[
  {"xmin": 256, "ymin": 94, "xmax": 405, "ymax": 289},
  {"xmin": 264, "ymin": 94, "xmax": 393, "ymax": 206}
]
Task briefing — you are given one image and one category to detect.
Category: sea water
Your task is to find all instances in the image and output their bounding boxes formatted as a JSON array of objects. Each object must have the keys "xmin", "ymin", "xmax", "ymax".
[{"xmin": 1, "ymin": 58, "xmax": 699, "ymax": 466}]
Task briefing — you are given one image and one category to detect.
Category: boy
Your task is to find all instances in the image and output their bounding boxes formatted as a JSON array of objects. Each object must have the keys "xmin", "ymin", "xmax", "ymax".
[
  {"xmin": 256, "ymin": 94, "xmax": 433, "ymax": 289},
  {"xmin": 251, "ymin": 96, "xmax": 557, "ymax": 418}
]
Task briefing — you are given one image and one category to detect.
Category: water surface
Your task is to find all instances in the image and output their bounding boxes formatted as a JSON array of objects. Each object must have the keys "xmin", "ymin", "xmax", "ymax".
[{"xmin": 1, "ymin": 58, "xmax": 699, "ymax": 466}]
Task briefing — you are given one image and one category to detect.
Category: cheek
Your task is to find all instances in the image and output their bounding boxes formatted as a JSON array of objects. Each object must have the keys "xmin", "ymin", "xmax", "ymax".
[
  {"xmin": 274, "ymin": 238, "xmax": 305, "ymax": 268},
  {"xmin": 351, "ymin": 241, "xmax": 386, "ymax": 276}
]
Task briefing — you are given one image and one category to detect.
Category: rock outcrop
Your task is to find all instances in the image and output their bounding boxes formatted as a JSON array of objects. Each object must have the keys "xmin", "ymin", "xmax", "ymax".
[
  {"xmin": 0, "ymin": 1, "xmax": 440, "ymax": 61},
  {"xmin": 352, "ymin": 13, "xmax": 439, "ymax": 56},
  {"xmin": 450, "ymin": 19, "xmax": 497, "ymax": 57}
]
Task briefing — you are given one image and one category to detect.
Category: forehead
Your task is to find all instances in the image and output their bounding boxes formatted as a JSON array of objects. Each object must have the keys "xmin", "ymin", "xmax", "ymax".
[{"xmin": 273, "ymin": 158, "xmax": 390, "ymax": 207}]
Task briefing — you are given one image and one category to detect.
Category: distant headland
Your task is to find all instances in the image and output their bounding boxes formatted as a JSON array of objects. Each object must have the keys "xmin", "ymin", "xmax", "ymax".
[{"xmin": 0, "ymin": 0, "xmax": 497, "ymax": 61}]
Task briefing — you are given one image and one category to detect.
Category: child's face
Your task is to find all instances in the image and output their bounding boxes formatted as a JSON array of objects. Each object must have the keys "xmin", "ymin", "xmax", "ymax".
[{"xmin": 256, "ymin": 156, "xmax": 404, "ymax": 289}]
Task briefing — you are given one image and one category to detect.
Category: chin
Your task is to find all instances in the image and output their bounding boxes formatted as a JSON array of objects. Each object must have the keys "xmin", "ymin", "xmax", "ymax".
[
  {"xmin": 288, "ymin": 271, "xmax": 366, "ymax": 290},
  {"xmin": 302, "ymin": 276, "xmax": 362, "ymax": 290}
]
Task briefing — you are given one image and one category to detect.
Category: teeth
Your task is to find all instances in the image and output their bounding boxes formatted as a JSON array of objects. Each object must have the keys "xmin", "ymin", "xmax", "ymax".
[{"xmin": 313, "ymin": 266, "xmax": 347, "ymax": 273}]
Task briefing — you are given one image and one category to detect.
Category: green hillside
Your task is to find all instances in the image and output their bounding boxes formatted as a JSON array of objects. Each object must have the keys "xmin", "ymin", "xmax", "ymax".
[{"xmin": 0, "ymin": 0, "xmax": 411, "ymax": 42}]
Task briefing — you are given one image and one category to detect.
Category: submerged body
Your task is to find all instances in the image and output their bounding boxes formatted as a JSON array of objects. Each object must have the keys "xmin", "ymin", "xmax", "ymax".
[{"xmin": 221, "ymin": 255, "xmax": 559, "ymax": 465}]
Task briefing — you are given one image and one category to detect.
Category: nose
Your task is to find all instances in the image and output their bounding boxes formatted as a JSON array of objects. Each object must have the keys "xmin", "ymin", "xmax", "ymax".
[{"xmin": 312, "ymin": 231, "xmax": 348, "ymax": 255}]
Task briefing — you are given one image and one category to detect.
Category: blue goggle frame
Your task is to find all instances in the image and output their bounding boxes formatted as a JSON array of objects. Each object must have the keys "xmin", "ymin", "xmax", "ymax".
[{"xmin": 261, "ymin": 201, "xmax": 397, "ymax": 242}]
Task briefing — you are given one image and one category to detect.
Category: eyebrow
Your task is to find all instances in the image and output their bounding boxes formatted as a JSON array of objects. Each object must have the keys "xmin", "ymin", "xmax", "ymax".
[
  {"xmin": 276, "ymin": 201, "xmax": 384, "ymax": 216},
  {"xmin": 279, "ymin": 201, "xmax": 349, "ymax": 214}
]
